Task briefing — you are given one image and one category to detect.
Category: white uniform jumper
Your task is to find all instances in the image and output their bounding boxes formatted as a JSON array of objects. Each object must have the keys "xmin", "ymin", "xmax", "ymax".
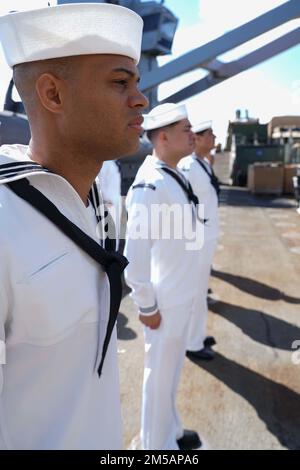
[
  {"xmin": 0, "ymin": 145, "xmax": 122, "ymax": 450},
  {"xmin": 124, "ymin": 154, "xmax": 201, "ymax": 450},
  {"xmin": 179, "ymin": 153, "xmax": 220, "ymax": 351}
]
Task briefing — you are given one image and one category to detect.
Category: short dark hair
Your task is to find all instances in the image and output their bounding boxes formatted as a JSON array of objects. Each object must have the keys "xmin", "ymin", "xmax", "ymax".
[
  {"xmin": 13, "ymin": 57, "xmax": 77, "ymax": 116},
  {"xmin": 195, "ymin": 128, "xmax": 211, "ymax": 137},
  {"xmin": 146, "ymin": 120, "xmax": 179, "ymax": 143}
]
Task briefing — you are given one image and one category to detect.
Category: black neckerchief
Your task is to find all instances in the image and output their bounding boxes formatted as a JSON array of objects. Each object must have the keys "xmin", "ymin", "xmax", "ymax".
[
  {"xmin": 160, "ymin": 165, "xmax": 208, "ymax": 224},
  {"xmin": 195, "ymin": 157, "xmax": 220, "ymax": 199}
]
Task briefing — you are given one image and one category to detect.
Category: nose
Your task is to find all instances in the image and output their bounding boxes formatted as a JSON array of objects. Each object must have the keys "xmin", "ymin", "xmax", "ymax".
[{"xmin": 129, "ymin": 88, "xmax": 149, "ymax": 110}]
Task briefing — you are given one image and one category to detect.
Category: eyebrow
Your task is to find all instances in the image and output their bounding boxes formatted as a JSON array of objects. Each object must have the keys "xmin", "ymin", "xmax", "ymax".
[{"xmin": 112, "ymin": 67, "xmax": 140, "ymax": 82}]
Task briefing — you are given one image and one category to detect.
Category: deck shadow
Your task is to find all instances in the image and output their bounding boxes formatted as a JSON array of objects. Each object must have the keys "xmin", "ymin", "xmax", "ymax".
[
  {"xmin": 209, "ymin": 300, "xmax": 300, "ymax": 351},
  {"xmin": 211, "ymin": 270, "xmax": 300, "ymax": 304},
  {"xmin": 117, "ymin": 312, "xmax": 137, "ymax": 341},
  {"xmin": 188, "ymin": 352, "xmax": 300, "ymax": 449}
]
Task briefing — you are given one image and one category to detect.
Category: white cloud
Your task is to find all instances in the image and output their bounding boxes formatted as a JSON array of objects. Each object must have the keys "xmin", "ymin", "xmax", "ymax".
[
  {"xmin": 194, "ymin": 0, "xmax": 300, "ymax": 62},
  {"xmin": 184, "ymin": 67, "xmax": 300, "ymax": 146},
  {"xmin": 198, "ymin": 0, "xmax": 287, "ymax": 39}
]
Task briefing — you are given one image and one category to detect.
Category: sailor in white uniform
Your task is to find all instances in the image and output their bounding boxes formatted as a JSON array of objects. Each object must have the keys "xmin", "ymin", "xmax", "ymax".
[
  {"xmin": 124, "ymin": 103, "xmax": 204, "ymax": 450},
  {"xmin": 98, "ymin": 160, "xmax": 122, "ymax": 249},
  {"xmin": 179, "ymin": 121, "xmax": 220, "ymax": 360},
  {"xmin": 0, "ymin": 3, "xmax": 147, "ymax": 449}
]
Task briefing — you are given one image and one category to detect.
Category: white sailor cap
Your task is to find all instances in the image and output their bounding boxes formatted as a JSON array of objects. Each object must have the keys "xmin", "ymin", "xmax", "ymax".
[
  {"xmin": 192, "ymin": 120, "xmax": 213, "ymax": 134},
  {"xmin": 0, "ymin": 3, "xmax": 143, "ymax": 68},
  {"xmin": 143, "ymin": 103, "xmax": 188, "ymax": 131}
]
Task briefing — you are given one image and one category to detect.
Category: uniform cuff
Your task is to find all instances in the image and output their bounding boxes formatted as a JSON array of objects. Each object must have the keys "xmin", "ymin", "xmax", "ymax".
[{"xmin": 138, "ymin": 301, "xmax": 158, "ymax": 316}]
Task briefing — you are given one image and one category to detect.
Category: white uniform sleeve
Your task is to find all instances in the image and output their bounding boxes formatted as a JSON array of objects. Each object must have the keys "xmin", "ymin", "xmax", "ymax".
[{"xmin": 124, "ymin": 186, "xmax": 158, "ymax": 316}]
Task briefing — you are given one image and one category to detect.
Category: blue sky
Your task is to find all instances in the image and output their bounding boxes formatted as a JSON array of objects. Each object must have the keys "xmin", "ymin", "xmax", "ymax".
[{"xmin": 0, "ymin": 0, "xmax": 300, "ymax": 144}]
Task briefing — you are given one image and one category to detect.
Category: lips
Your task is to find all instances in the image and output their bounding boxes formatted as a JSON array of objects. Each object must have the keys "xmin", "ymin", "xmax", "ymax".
[{"xmin": 128, "ymin": 115, "xmax": 144, "ymax": 132}]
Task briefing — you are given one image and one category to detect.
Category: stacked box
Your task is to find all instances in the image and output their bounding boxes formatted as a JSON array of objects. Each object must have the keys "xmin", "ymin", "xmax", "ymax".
[{"xmin": 248, "ymin": 163, "xmax": 284, "ymax": 195}]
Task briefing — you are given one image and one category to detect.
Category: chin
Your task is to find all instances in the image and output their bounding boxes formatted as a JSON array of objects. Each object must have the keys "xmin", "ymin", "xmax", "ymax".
[{"xmin": 123, "ymin": 138, "xmax": 140, "ymax": 156}]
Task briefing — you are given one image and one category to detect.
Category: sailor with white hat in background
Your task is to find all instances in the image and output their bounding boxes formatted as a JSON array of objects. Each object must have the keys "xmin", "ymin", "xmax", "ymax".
[
  {"xmin": 125, "ymin": 103, "xmax": 204, "ymax": 450},
  {"xmin": 179, "ymin": 120, "xmax": 220, "ymax": 360},
  {"xmin": 0, "ymin": 3, "xmax": 148, "ymax": 449}
]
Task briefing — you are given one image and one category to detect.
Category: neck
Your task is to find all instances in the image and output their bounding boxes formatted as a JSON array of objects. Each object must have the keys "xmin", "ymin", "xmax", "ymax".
[
  {"xmin": 28, "ymin": 140, "xmax": 103, "ymax": 206},
  {"xmin": 195, "ymin": 150, "xmax": 208, "ymax": 160},
  {"xmin": 153, "ymin": 149, "xmax": 180, "ymax": 169}
]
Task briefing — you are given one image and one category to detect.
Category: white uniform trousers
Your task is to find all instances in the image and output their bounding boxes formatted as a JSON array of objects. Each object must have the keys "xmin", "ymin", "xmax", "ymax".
[
  {"xmin": 187, "ymin": 238, "xmax": 218, "ymax": 351},
  {"xmin": 141, "ymin": 301, "xmax": 194, "ymax": 450}
]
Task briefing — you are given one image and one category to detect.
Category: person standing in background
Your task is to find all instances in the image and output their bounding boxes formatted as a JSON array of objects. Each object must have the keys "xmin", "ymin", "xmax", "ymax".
[
  {"xmin": 179, "ymin": 121, "xmax": 220, "ymax": 360},
  {"xmin": 125, "ymin": 103, "xmax": 205, "ymax": 450}
]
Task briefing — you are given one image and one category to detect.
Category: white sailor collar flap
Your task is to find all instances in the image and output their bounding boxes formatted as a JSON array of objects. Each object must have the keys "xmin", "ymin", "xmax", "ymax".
[
  {"xmin": 0, "ymin": 160, "xmax": 50, "ymax": 184},
  {"xmin": 0, "ymin": 159, "xmax": 105, "ymax": 225}
]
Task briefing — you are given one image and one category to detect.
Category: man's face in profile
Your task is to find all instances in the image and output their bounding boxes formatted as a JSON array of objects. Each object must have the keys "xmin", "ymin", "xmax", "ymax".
[
  {"xmin": 64, "ymin": 54, "xmax": 148, "ymax": 161},
  {"xmin": 166, "ymin": 118, "xmax": 195, "ymax": 159},
  {"xmin": 195, "ymin": 128, "xmax": 216, "ymax": 154}
]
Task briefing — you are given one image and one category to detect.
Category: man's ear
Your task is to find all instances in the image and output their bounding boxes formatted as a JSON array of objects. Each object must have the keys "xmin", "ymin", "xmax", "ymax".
[
  {"xmin": 35, "ymin": 73, "xmax": 65, "ymax": 114},
  {"xmin": 161, "ymin": 130, "xmax": 169, "ymax": 143}
]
